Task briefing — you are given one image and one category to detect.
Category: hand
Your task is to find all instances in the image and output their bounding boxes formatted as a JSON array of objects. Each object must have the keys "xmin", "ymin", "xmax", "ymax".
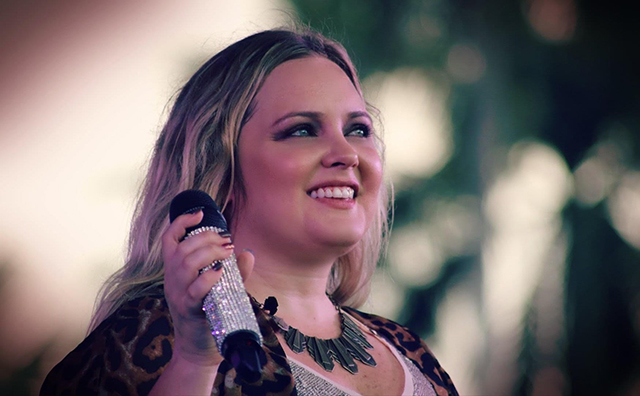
[{"xmin": 161, "ymin": 210, "xmax": 255, "ymax": 367}]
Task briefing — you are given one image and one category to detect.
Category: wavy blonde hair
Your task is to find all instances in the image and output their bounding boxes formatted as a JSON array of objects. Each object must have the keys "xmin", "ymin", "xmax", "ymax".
[{"xmin": 90, "ymin": 28, "xmax": 390, "ymax": 331}]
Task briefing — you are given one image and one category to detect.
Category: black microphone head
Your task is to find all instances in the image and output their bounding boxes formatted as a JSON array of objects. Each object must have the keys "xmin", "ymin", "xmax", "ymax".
[{"xmin": 169, "ymin": 190, "xmax": 229, "ymax": 235}]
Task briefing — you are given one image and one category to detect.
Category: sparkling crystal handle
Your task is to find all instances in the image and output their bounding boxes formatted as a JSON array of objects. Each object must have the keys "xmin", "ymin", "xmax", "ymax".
[
  {"xmin": 184, "ymin": 226, "xmax": 263, "ymax": 350},
  {"xmin": 200, "ymin": 249, "xmax": 263, "ymax": 349}
]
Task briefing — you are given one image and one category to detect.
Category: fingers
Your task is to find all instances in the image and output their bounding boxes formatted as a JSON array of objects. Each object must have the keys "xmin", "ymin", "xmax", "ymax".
[
  {"xmin": 186, "ymin": 265, "xmax": 224, "ymax": 304},
  {"xmin": 164, "ymin": 213, "xmax": 231, "ymax": 268},
  {"xmin": 162, "ymin": 211, "xmax": 254, "ymax": 309},
  {"xmin": 185, "ymin": 249, "xmax": 254, "ymax": 303},
  {"xmin": 162, "ymin": 210, "xmax": 204, "ymax": 252},
  {"xmin": 162, "ymin": 211, "xmax": 235, "ymax": 308},
  {"xmin": 236, "ymin": 250, "xmax": 255, "ymax": 282},
  {"xmin": 181, "ymin": 239, "xmax": 232, "ymax": 270},
  {"xmin": 166, "ymin": 234, "xmax": 233, "ymax": 292}
]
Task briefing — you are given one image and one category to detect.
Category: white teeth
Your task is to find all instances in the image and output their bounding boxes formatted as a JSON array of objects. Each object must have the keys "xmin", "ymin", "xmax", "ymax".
[{"xmin": 309, "ymin": 186, "xmax": 355, "ymax": 199}]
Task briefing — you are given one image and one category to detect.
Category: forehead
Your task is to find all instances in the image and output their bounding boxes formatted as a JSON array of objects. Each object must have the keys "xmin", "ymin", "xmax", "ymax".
[{"xmin": 251, "ymin": 56, "xmax": 366, "ymax": 120}]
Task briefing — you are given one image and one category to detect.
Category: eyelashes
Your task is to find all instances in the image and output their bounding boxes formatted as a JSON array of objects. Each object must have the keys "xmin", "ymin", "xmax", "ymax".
[
  {"xmin": 272, "ymin": 123, "xmax": 314, "ymax": 140},
  {"xmin": 347, "ymin": 124, "xmax": 371, "ymax": 138},
  {"xmin": 288, "ymin": 123, "xmax": 314, "ymax": 138},
  {"xmin": 274, "ymin": 123, "xmax": 372, "ymax": 140}
]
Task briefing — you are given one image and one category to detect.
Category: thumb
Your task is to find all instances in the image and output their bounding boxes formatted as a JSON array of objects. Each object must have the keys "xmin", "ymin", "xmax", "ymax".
[{"xmin": 236, "ymin": 249, "xmax": 255, "ymax": 282}]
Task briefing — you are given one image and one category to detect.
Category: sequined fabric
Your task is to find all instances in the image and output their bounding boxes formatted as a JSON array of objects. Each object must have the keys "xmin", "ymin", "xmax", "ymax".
[
  {"xmin": 289, "ymin": 352, "xmax": 437, "ymax": 396},
  {"xmin": 289, "ymin": 360, "xmax": 353, "ymax": 396},
  {"xmin": 403, "ymin": 353, "xmax": 437, "ymax": 396}
]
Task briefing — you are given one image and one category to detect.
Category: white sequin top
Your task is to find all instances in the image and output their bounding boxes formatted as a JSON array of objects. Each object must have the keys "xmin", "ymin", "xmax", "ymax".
[{"xmin": 287, "ymin": 314, "xmax": 436, "ymax": 396}]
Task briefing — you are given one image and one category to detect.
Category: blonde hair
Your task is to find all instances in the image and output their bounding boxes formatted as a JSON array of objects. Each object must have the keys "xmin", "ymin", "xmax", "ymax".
[{"xmin": 90, "ymin": 28, "xmax": 390, "ymax": 331}]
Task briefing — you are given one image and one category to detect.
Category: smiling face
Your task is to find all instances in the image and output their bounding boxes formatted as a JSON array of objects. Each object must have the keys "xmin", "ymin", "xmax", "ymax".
[{"xmin": 235, "ymin": 56, "xmax": 383, "ymax": 260}]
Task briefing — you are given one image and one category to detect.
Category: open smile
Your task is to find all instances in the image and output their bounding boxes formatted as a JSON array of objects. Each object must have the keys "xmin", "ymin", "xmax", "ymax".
[{"xmin": 308, "ymin": 186, "xmax": 356, "ymax": 199}]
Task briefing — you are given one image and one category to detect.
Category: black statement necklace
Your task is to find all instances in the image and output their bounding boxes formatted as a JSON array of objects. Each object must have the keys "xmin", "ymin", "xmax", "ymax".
[{"xmin": 257, "ymin": 295, "xmax": 377, "ymax": 374}]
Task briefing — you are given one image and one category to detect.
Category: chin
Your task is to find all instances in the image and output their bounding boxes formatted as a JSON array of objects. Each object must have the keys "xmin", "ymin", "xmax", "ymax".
[{"xmin": 312, "ymin": 227, "xmax": 366, "ymax": 251}]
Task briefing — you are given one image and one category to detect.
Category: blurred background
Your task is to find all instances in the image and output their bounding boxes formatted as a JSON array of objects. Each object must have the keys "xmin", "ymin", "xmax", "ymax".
[{"xmin": 1, "ymin": 0, "xmax": 639, "ymax": 394}]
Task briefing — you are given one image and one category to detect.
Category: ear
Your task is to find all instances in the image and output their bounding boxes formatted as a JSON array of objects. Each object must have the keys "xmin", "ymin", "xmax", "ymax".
[
  {"xmin": 223, "ymin": 179, "xmax": 245, "ymax": 231},
  {"xmin": 222, "ymin": 195, "xmax": 239, "ymax": 232},
  {"xmin": 236, "ymin": 250, "xmax": 255, "ymax": 282}
]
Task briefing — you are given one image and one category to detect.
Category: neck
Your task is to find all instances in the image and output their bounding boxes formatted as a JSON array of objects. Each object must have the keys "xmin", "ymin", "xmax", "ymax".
[
  {"xmin": 246, "ymin": 257, "xmax": 339, "ymax": 327},
  {"xmin": 232, "ymin": 215, "xmax": 355, "ymax": 336},
  {"xmin": 238, "ymin": 246, "xmax": 344, "ymax": 337}
]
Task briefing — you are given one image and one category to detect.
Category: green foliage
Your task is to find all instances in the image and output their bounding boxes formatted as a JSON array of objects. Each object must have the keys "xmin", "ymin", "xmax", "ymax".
[{"xmin": 292, "ymin": 0, "xmax": 640, "ymax": 394}]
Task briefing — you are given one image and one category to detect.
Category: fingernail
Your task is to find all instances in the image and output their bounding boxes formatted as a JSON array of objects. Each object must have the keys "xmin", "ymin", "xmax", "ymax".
[
  {"xmin": 224, "ymin": 244, "xmax": 235, "ymax": 250},
  {"xmin": 242, "ymin": 248, "xmax": 254, "ymax": 255}
]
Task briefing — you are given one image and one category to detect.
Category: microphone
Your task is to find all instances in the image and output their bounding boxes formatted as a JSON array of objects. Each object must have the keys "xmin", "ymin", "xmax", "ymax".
[{"xmin": 169, "ymin": 189, "xmax": 265, "ymax": 382}]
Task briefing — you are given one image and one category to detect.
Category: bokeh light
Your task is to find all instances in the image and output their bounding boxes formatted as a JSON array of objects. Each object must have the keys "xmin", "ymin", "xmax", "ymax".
[
  {"xmin": 608, "ymin": 171, "xmax": 640, "ymax": 249},
  {"xmin": 0, "ymin": 0, "xmax": 290, "ymax": 387},
  {"xmin": 446, "ymin": 44, "xmax": 486, "ymax": 84},
  {"xmin": 481, "ymin": 141, "xmax": 572, "ymax": 394},
  {"xmin": 364, "ymin": 69, "xmax": 453, "ymax": 184},
  {"xmin": 526, "ymin": 0, "xmax": 577, "ymax": 42}
]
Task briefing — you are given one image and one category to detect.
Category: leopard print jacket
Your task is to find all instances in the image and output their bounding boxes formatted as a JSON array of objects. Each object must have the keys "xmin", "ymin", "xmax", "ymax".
[{"xmin": 41, "ymin": 288, "xmax": 458, "ymax": 396}]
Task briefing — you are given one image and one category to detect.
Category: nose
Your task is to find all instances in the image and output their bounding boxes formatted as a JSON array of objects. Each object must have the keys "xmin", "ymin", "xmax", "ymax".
[{"xmin": 321, "ymin": 134, "xmax": 359, "ymax": 168}]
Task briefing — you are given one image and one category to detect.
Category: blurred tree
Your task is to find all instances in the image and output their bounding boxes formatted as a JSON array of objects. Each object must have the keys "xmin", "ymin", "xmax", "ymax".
[{"xmin": 291, "ymin": 0, "xmax": 640, "ymax": 394}]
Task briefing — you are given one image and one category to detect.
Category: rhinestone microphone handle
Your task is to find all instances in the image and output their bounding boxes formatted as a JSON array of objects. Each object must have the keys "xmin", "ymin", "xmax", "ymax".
[{"xmin": 186, "ymin": 226, "xmax": 263, "ymax": 350}]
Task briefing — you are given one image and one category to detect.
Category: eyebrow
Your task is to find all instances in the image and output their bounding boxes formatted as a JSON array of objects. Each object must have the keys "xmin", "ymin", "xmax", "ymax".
[{"xmin": 271, "ymin": 111, "xmax": 372, "ymax": 127}]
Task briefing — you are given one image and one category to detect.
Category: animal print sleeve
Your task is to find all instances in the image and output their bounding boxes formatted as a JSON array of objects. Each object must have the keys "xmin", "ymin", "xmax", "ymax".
[{"xmin": 41, "ymin": 292, "xmax": 174, "ymax": 395}]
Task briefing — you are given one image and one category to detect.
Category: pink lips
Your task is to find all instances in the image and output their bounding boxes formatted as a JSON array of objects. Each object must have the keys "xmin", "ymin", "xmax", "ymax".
[{"xmin": 311, "ymin": 195, "xmax": 356, "ymax": 209}]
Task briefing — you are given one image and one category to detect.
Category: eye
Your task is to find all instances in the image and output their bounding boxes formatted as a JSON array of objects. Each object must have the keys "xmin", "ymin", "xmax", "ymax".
[
  {"xmin": 290, "ymin": 126, "xmax": 313, "ymax": 137},
  {"xmin": 274, "ymin": 123, "xmax": 317, "ymax": 140},
  {"xmin": 346, "ymin": 124, "xmax": 371, "ymax": 138}
]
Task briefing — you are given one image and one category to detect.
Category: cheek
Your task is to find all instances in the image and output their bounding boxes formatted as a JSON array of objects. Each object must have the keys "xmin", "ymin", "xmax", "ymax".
[
  {"xmin": 361, "ymin": 147, "xmax": 383, "ymax": 190},
  {"xmin": 241, "ymin": 148, "xmax": 312, "ymax": 199},
  {"xmin": 359, "ymin": 147, "xmax": 384, "ymax": 220}
]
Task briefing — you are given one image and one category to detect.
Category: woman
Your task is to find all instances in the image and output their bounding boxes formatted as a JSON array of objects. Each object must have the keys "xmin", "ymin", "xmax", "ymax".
[{"xmin": 41, "ymin": 28, "xmax": 457, "ymax": 396}]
